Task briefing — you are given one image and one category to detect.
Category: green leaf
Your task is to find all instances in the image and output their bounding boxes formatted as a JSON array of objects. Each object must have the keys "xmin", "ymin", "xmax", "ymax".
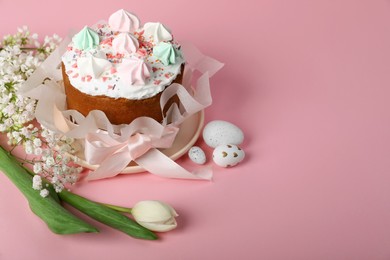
[
  {"xmin": 0, "ymin": 146, "xmax": 99, "ymax": 234},
  {"xmin": 59, "ymin": 190, "xmax": 158, "ymax": 240}
]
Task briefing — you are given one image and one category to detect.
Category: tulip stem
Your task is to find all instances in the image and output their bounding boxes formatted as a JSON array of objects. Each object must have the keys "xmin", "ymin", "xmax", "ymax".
[{"xmin": 100, "ymin": 203, "xmax": 133, "ymax": 214}]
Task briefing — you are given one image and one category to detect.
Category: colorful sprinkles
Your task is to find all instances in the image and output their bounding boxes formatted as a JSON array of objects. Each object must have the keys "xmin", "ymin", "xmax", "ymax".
[{"xmin": 62, "ymin": 21, "xmax": 184, "ymax": 100}]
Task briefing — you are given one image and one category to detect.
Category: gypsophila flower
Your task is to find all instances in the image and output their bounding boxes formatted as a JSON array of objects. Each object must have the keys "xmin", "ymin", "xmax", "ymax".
[
  {"xmin": 34, "ymin": 147, "xmax": 42, "ymax": 156},
  {"xmin": 33, "ymin": 162, "xmax": 42, "ymax": 174},
  {"xmin": 54, "ymin": 183, "xmax": 65, "ymax": 193},
  {"xmin": 1, "ymin": 28, "xmax": 81, "ymax": 194},
  {"xmin": 25, "ymin": 143, "xmax": 34, "ymax": 155},
  {"xmin": 31, "ymin": 126, "xmax": 82, "ymax": 193},
  {"xmin": 45, "ymin": 156, "xmax": 55, "ymax": 167},
  {"xmin": 33, "ymin": 138, "xmax": 42, "ymax": 147},
  {"xmin": 39, "ymin": 189, "xmax": 49, "ymax": 198},
  {"xmin": 32, "ymin": 175, "xmax": 42, "ymax": 190}
]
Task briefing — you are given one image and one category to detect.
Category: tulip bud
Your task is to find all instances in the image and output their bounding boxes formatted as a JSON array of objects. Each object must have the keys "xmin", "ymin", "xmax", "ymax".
[{"xmin": 131, "ymin": 200, "xmax": 178, "ymax": 232}]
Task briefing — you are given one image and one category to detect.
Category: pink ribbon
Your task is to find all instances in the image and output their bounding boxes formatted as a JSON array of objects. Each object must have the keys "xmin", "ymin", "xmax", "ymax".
[
  {"xmin": 20, "ymin": 36, "xmax": 223, "ymax": 181},
  {"xmin": 84, "ymin": 117, "xmax": 179, "ymax": 180}
]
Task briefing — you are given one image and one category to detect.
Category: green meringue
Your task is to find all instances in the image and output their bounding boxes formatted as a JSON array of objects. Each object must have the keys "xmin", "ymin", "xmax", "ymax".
[
  {"xmin": 73, "ymin": 26, "xmax": 100, "ymax": 50},
  {"xmin": 153, "ymin": 42, "xmax": 179, "ymax": 65}
]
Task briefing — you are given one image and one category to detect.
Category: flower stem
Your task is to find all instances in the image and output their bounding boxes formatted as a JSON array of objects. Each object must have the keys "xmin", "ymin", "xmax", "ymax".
[
  {"xmin": 20, "ymin": 47, "xmax": 37, "ymax": 51},
  {"xmin": 10, "ymin": 153, "xmax": 41, "ymax": 166},
  {"xmin": 9, "ymin": 144, "xmax": 18, "ymax": 154},
  {"xmin": 100, "ymin": 203, "xmax": 132, "ymax": 214},
  {"xmin": 0, "ymin": 47, "xmax": 37, "ymax": 51},
  {"xmin": 58, "ymin": 190, "xmax": 157, "ymax": 240}
]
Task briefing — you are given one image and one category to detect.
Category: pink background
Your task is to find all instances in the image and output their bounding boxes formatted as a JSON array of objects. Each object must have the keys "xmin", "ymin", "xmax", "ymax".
[{"xmin": 1, "ymin": 0, "xmax": 390, "ymax": 259}]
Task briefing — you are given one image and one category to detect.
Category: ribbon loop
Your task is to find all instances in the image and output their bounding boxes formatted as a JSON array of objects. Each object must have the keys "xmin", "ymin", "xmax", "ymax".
[{"xmin": 127, "ymin": 133, "xmax": 152, "ymax": 159}]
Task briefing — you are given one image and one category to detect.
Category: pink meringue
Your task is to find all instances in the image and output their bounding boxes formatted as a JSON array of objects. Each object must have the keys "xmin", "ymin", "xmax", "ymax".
[
  {"xmin": 112, "ymin": 32, "xmax": 139, "ymax": 54},
  {"xmin": 109, "ymin": 9, "xmax": 140, "ymax": 33},
  {"xmin": 117, "ymin": 57, "xmax": 151, "ymax": 85}
]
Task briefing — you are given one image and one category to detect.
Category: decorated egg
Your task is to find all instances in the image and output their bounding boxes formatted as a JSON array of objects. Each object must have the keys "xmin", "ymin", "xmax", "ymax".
[
  {"xmin": 212, "ymin": 144, "xmax": 245, "ymax": 167},
  {"xmin": 202, "ymin": 120, "xmax": 244, "ymax": 148},
  {"xmin": 188, "ymin": 146, "xmax": 206, "ymax": 165}
]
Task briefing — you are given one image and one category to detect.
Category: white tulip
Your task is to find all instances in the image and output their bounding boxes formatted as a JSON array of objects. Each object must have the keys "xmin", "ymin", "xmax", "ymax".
[{"xmin": 131, "ymin": 200, "xmax": 178, "ymax": 232}]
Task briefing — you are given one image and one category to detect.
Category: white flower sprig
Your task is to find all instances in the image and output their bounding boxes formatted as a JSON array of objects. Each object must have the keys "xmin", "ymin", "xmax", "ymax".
[{"xmin": 0, "ymin": 27, "xmax": 81, "ymax": 195}]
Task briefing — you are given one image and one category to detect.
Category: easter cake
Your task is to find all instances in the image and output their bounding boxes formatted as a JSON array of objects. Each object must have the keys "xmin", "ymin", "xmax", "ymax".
[{"xmin": 61, "ymin": 9, "xmax": 184, "ymax": 125}]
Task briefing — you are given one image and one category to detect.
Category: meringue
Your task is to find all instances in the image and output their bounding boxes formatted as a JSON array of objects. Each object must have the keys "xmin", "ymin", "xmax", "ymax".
[
  {"xmin": 62, "ymin": 11, "xmax": 185, "ymax": 100},
  {"xmin": 77, "ymin": 51, "xmax": 112, "ymax": 78},
  {"xmin": 153, "ymin": 42, "xmax": 178, "ymax": 65},
  {"xmin": 142, "ymin": 22, "xmax": 172, "ymax": 44},
  {"xmin": 73, "ymin": 26, "xmax": 100, "ymax": 50},
  {"xmin": 109, "ymin": 9, "xmax": 140, "ymax": 33},
  {"xmin": 117, "ymin": 57, "xmax": 151, "ymax": 85},
  {"xmin": 112, "ymin": 32, "xmax": 139, "ymax": 54}
]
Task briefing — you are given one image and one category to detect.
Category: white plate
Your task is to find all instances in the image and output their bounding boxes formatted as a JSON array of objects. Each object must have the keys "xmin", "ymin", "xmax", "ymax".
[{"xmin": 73, "ymin": 111, "xmax": 204, "ymax": 174}]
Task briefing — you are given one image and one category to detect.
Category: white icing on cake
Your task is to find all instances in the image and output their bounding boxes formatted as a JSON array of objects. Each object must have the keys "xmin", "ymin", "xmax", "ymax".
[{"xmin": 62, "ymin": 21, "xmax": 184, "ymax": 100}]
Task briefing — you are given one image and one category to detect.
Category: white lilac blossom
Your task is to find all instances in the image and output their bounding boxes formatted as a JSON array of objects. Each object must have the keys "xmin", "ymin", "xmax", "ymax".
[{"xmin": 0, "ymin": 27, "xmax": 81, "ymax": 196}]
